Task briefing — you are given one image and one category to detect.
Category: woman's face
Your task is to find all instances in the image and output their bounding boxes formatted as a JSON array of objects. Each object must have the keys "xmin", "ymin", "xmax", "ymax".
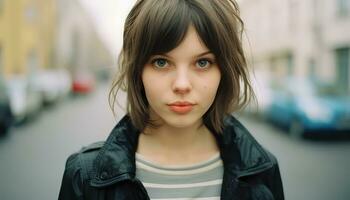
[{"xmin": 142, "ymin": 26, "xmax": 221, "ymax": 129}]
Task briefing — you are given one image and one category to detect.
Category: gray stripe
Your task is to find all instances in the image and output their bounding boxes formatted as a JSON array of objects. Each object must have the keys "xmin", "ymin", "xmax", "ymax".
[
  {"xmin": 145, "ymin": 184, "xmax": 222, "ymax": 199},
  {"xmin": 136, "ymin": 153, "xmax": 220, "ymax": 171},
  {"xmin": 136, "ymin": 153, "xmax": 223, "ymax": 198},
  {"xmin": 136, "ymin": 166, "xmax": 223, "ymax": 184}
]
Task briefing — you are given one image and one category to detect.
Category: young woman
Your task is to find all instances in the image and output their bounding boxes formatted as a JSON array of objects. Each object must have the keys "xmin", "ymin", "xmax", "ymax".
[{"xmin": 59, "ymin": 0, "xmax": 284, "ymax": 199}]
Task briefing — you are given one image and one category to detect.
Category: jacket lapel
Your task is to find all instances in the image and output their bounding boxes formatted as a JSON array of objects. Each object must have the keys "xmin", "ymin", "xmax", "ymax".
[
  {"xmin": 217, "ymin": 116, "xmax": 274, "ymax": 199},
  {"xmin": 90, "ymin": 116, "xmax": 140, "ymax": 187}
]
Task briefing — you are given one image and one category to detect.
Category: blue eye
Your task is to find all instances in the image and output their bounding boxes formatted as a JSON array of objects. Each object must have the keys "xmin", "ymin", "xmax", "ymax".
[
  {"xmin": 152, "ymin": 58, "xmax": 168, "ymax": 68},
  {"xmin": 196, "ymin": 59, "xmax": 211, "ymax": 68}
]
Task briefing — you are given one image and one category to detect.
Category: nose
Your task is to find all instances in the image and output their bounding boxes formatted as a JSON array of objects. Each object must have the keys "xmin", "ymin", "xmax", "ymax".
[{"xmin": 172, "ymin": 68, "xmax": 192, "ymax": 94}]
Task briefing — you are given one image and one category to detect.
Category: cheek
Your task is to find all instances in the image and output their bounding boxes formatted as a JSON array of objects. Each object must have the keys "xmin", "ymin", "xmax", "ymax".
[
  {"xmin": 201, "ymin": 72, "xmax": 221, "ymax": 94},
  {"xmin": 201, "ymin": 73, "xmax": 221, "ymax": 106},
  {"xmin": 142, "ymin": 70, "xmax": 163, "ymax": 102},
  {"xmin": 141, "ymin": 70, "xmax": 151, "ymax": 100}
]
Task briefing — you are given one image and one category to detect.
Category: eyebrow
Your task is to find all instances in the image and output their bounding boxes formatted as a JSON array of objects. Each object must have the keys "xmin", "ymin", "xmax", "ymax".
[
  {"xmin": 158, "ymin": 51, "xmax": 214, "ymax": 59},
  {"xmin": 195, "ymin": 51, "xmax": 213, "ymax": 57}
]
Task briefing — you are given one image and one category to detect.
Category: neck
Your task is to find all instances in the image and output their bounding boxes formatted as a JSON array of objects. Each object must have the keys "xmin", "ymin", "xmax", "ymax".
[
  {"xmin": 145, "ymin": 122, "xmax": 206, "ymax": 149},
  {"xmin": 137, "ymin": 121, "xmax": 219, "ymax": 165}
]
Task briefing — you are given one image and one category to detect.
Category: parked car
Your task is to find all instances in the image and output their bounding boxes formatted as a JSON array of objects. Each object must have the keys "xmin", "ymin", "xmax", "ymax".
[
  {"xmin": 6, "ymin": 75, "xmax": 42, "ymax": 123},
  {"xmin": 34, "ymin": 68, "xmax": 72, "ymax": 104},
  {"xmin": 0, "ymin": 77, "xmax": 13, "ymax": 134},
  {"xmin": 56, "ymin": 68, "xmax": 72, "ymax": 98},
  {"xmin": 265, "ymin": 77, "xmax": 350, "ymax": 138},
  {"xmin": 34, "ymin": 70, "xmax": 61, "ymax": 104},
  {"xmin": 72, "ymin": 71, "xmax": 95, "ymax": 94}
]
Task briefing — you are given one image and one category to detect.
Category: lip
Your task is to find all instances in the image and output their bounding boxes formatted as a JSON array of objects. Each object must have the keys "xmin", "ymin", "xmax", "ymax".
[
  {"xmin": 167, "ymin": 101, "xmax": 195, "ymax": 114},
  {"xmin": 168, "ymin": 101, "xmax": 195, "ymax": 106}
]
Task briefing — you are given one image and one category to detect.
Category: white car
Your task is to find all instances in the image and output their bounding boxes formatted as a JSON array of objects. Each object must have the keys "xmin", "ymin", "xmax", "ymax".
[
  {"xmin": 6, "ymin": 75, "xmax": 42, "ymax": 123},
  {"xmin": 34, "ymin": 69, "xmax": 72, "ymax": 104},
  {"xmin": 56, "ymin": 68, "xmax": 72, "ymax": 98},
  {"xmin": 35, "ymin": 71, "xmax": 60, "ymax": 104}
]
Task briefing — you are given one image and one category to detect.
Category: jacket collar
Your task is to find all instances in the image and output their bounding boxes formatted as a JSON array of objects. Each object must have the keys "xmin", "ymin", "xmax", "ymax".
[{"xmin": 90, "ymin": 115, "xmax": 273, "ymax": 187}]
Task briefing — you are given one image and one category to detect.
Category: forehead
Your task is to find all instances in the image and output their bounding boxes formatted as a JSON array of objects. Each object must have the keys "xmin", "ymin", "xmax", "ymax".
[{"xmin": 164, "ymin": 26, "xmax": 211, "ymax": 58}]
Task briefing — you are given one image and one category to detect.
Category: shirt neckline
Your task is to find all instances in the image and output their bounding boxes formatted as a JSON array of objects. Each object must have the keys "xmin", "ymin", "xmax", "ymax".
[{"xmin": 135, "ymin": 152, "xmax": 221, "ymax": 171}]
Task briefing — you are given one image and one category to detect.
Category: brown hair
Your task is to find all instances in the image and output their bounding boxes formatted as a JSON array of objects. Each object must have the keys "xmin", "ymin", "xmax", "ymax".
[{"xmin": 109, "ymin": 0, "xmax": 255, "ymax": 133}]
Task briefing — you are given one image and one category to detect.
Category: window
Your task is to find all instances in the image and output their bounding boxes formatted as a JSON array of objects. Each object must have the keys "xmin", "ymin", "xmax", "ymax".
[
  {"xmin": 337, "ymin": 0, "xmax": 350, "ymax": 17},
  {"xmin": 26, "ymin": 50, "xmax": 39, "ymax": 76},
  {"xmin": 286, "ymin": 53, "xmax": 294, "ymax": 75},
  {"xmin": 335, "ymin": 47, "xmax": 350, "ymax": 94},
  {"xmin": 24, "ymin": 3, "xmax": 38, "ymax": 23}
]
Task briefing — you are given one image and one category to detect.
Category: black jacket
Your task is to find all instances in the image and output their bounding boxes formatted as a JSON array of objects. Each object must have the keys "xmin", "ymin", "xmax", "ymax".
[{"xmin": 58, "ymin": 115, "xmax": 284, "ymax": 200}]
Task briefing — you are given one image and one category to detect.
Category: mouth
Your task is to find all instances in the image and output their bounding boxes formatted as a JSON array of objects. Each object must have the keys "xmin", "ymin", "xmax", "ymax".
[{"xmin": 167, "ymin": 101, "xmax": 196, "ymax": 114}]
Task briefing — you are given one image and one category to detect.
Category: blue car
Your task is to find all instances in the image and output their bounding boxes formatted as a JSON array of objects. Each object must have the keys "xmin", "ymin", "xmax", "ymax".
[{"xmin": 266, "ymin": 78, "xmax": 350, "ymax": 138}]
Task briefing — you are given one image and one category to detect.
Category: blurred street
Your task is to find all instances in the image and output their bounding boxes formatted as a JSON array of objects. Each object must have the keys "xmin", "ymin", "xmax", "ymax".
[
  {"xmin": 0, "ymin": 83, "xmax": 349, "ymax": 200},
  {"xmin": 1, "ymin": 0, "xmax": 349, "ymax": 200},
  {"xmin": 0, "ymin": 83, "xmax": 117, "ymax": 200}
]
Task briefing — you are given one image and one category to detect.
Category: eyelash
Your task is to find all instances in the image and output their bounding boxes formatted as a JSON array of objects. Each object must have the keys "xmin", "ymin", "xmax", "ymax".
[{"xmin": 150, "ymin": 57, "xmax": 215, "ymax": 69}]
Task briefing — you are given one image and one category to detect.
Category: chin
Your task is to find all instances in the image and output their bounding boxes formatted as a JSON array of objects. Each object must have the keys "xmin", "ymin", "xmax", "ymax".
[
  {"xmin": 149, "ymin": 108, "xmax": 205, "ymax": 129},
  {"xmin": 161, "ymin": 114, "xmax": 203, "ymax": 129}
]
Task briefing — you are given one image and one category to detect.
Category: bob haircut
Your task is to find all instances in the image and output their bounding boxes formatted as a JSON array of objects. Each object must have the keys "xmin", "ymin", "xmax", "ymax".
[{"xmin": 109, "ymin": 0, "xmax": 254, "ymax": 134}]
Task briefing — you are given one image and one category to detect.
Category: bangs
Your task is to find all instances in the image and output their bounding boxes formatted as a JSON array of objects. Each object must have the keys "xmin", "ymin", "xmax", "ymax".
[{"xmin": 135, "ymin": 0, "xmax": 217, "ymax": 62}]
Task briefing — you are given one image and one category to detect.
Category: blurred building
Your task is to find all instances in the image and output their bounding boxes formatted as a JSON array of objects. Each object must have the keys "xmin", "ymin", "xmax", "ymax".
[
  {"xmin": 0, "ymin": 0, "xmax": 56, "ymax": 78},
  {"xmin": 54, "ymin": 0, "xmax": 113, "ymax": 77},
  {"xmin": 240, "ymin": 0, "xmax": 350, "ymax": 94}
]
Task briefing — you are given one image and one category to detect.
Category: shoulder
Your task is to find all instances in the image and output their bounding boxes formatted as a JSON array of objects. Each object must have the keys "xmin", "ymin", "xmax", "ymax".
[
  {"xmin": 59, "ymin": 142, "xmax": 104, "ymax": 199},
  {"xmin": 66, "ymin": 141, "xmax": 104, "ymax": 165},
  {"xmin": 221, "ymin": 116, "xmax": 284, "ymax": 199},
  {"xmin": 221, "ymin": 115, "xmax": 280, "ymax": 171},
  {"xmin": 222, "ymin": 115, "xmax": 272, "ymax": 158},
  {"xmin": 64, "ymin": 141, "xmax": 105, "ymax": 181}
]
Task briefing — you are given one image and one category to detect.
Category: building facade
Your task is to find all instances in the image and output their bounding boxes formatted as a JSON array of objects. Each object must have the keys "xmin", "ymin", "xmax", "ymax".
[
  {"xmin": 240, "ymin": 0, "xmax": 350, "ymax": 94},
  {"xmin": 54, "ymin": 0, "xmax": 113, "ymax": 76},
  {"xmin": 0, "ymin": 0, "xmax": 56, "ymax": 78}
]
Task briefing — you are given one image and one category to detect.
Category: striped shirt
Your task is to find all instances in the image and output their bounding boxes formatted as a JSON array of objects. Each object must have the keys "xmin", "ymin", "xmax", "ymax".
[{"xmin": 135, "ymin": 153, "xmax": 224, "ymax": 200}]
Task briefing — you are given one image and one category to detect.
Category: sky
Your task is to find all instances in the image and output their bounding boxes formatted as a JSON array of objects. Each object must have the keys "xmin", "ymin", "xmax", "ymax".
[{"xmin": 78, "ymin": 0, "xmax": 136, "ymax": 55}]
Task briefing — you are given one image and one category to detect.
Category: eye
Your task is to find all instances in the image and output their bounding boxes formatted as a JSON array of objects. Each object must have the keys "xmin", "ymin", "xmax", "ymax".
[
  {"xmin": 196, "ymin": 59, "xmax": 212, "ymax": 69},
  {"xmin": 152, "ymin": 58, "xmax": 169, "ymax": 68}
]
